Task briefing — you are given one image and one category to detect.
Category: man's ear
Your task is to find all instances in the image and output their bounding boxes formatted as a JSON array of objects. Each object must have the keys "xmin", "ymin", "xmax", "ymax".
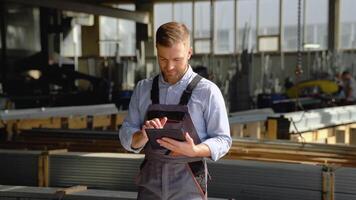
[{"xmin": 187, "ymin": 47, "xmax": 193, "ymax": 60}]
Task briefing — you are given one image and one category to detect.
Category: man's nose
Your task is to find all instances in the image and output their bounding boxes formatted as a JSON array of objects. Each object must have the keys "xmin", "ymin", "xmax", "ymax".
[{"xmin": 166, "ymin": 61, "xmax": 175, "ymax": 69}]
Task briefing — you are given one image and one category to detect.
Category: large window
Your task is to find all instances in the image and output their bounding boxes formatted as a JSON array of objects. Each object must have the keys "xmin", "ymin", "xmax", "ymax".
[
  {"xmin": 258, "ymin": 0, "xmax": 280, "ymax": 36},
  {"xmin": 99, "ymin": 4, "xmax": 136, "ymax": 57},
  {"xmin": 304, "ymin": 0, "xmax": 328, "ymax": 50},
  {"xmin": 154, "ymin": 2, "xmax": 208, "ymax": 53},
  {"xmin": 173, "ymin": 3, "xmax": 192, "ymax": 32},
  {"xmin": 153, "ymin": 3, "xmax": 172, "ymax": 34},
  {"xmin": 154, "ymin": 2, "xmax": 193, "ymax": 34},
  {"xmin": 152, "ymin": 0, "xmax": 329, "ymax": 54},
  {"xmin": 61, "ymin": 25, "xmax": 82, "ymax": 57},
  {"xmin": 194, "ymin": 1, "xmax": 211, "ymax": 54},
  {"xmin": 154, "ymin": 2, "xmax": 193, "ymax": 55},
  {"xmin": 282, "ymin": 0, "xmax": 300, "ymax": 51},
  {"xmin": 6, "ymin": 4, "xmax": 40, "ymax": 52},
  {"xmin": 237, "ymin": 0, "xmax": 257, "ymax": 52},
  {"xmin": 340, "ymin": 0, "xmax": 356, "ymax": 49},
  {"xmin": 214, "ymin": 0, "xmax": 234, "ymax": 54}
]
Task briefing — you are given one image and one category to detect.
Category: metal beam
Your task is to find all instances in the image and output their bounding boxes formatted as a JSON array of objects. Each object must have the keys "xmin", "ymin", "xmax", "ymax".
[
  {"xmin": 229, "ymin": 108, "xmax": 274, "ymax": 124},
  {"xmin": 280, "ymin": 105, "xmax": 356, "ymax": 133},
  {"xmin": 0, "ymin": 104, "xmax": 119, "ymax": 121},
  {"xmin": 40, "ymin": 8, "xmax": 49, "ymax": 71},
  {"xmin": 0, "ymin": 2, "xmax": 7, "ymax": 81},
  {"xmin": 5, "ymin": 0, "xmax": 149, "ymax": 24},
  {"xmin": 328, "ymin": 0, "xmax": 340, "ymax": 51}
]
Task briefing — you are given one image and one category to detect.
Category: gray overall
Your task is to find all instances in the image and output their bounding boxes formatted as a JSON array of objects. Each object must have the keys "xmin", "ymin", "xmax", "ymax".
[{"xmin": 136, "ymin": 74, "xmax": 208, "ymax": 200}]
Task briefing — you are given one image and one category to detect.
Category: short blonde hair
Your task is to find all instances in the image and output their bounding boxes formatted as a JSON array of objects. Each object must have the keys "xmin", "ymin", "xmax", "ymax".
[{"xmin": 156, "ymin": 22, "xmax": 190, "ymax": 47}]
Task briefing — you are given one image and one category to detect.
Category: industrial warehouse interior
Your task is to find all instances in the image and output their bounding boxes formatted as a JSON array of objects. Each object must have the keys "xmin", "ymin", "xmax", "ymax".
[{"xmin": 1, "ymin": 0, "xmax": 356, "ymax": 199}]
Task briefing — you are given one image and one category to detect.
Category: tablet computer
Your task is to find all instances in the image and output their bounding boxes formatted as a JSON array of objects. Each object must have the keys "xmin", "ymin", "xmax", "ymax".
[{"xmin": 146, "ymin": 128, "xmax": 185, "ymax": 149}]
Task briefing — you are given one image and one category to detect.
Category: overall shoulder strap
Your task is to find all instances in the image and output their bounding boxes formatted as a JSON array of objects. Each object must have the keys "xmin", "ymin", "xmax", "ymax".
[
  {"xmin": 150, "ymin": 75, "xmax": 160, "ymax": 104},
  {"xmin": 179, "ymin": 75, "xmax": 203, "ymax": 105}
]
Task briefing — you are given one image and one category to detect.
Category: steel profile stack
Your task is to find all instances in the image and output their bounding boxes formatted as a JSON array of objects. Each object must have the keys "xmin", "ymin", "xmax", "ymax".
[
  {"xmin": 334, "ymin": 167, "xmax": 356, "ymax": 200},
  {"xmin": 207, "ymin": 159, "xmax": 323, "ymax": 200},
  {"xmin": 0, "ymin": 185, "xmax": 227, "ymax": 200},
  {"xmin": 49, "ymin": 152, "xmax": 144, "ymax": 191},
  {"xmin": 0, "ymin": 150, "xmax": 41, "ymax": 186},
  {"xmin": 3, "ymin": 149, "xmax": 356, "ymax": 199},
  {"xmin": 16, "ymin": 128, "xmax": 124, "ymax": 152}
]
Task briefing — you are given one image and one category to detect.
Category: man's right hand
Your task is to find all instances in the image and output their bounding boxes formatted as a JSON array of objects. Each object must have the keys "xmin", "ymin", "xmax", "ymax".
[{"xmin": 131, "ymin": 117, "xmax": 167, "ymax": 149}]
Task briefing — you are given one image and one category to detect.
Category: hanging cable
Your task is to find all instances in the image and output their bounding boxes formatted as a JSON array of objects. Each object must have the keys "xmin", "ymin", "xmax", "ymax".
[
  {"xmin": 296, "ymin": 0, "xmax": 303, "ymax": 75},
  {"xmin": 290, "ymin": 0, "xmax": 306, "ymax": 143},
  {"xmin": 294, "ymin": 0, "xmax": 304, "ymax": 111}
]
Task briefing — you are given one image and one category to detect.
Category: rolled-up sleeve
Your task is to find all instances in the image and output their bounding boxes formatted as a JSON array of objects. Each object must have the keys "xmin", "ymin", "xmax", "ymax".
[
  {"xmin": 201, "ymin": 84, "xmax": 232, "ymax": 161},
  {"xmin": 119, "ymin": 81, "xmax": 145, "ymax": 153}
]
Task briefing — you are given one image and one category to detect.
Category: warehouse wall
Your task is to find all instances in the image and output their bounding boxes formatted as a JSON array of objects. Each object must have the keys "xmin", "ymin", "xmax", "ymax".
[{"xmin": 143, "ymin": 50, "xmax": 355, "ymax": 110}]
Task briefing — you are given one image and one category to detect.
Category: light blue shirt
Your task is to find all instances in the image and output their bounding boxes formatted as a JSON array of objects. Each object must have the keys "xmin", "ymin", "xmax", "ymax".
[{"xmin": 119, "ymin": 66, "xmax": 231, "ymax": 161}]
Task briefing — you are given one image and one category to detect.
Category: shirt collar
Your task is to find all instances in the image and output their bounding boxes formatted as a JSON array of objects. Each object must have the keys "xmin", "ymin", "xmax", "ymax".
[{"xmin": 159, "ymin": 65, "xmax": 194, "ymax": 86}]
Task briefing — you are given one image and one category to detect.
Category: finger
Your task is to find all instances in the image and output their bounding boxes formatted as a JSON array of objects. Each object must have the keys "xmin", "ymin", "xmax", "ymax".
[
  {"xmin": 145, "ymin": 121, "xmax": 153, "ymax": 129},
  {"xmin": 148, "ymin": 120, "xmax": 159, "ymax": 128},
  {"xmin": 157, "ymin": 139, "xmax": 176, "ymax": 151},
  {"xmin": 184, "ymin": 132, "xmax": 194, "ymax": 145},
  {"xmin": 170, "ymin": 151, "xmax": 182, "ymax": 157},
  {"xmin": 160, "ymin": 117, "xmax": 168, "ymax": 127},
  {"xmin": 160, "ymin": 137, "xmax": 180, "ymax": 146},
  {"xmin": 140, "ymin": 125, "xmax": 148, "ymax": 136},
  {"xmin": 153, "ymin": 118, "xmax": 162, "ymax": 128}
]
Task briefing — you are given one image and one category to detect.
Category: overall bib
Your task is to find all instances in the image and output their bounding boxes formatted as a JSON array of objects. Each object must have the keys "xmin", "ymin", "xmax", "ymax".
[{"xmin": 136, "ymin": 74, "xmax": 208, "ymax": 200}]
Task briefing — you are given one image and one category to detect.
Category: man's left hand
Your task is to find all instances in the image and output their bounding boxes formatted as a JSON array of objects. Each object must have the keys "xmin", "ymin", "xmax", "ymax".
[{"xmin": 157, "ymin": 132, "xmax": 211, "ymax": 157}]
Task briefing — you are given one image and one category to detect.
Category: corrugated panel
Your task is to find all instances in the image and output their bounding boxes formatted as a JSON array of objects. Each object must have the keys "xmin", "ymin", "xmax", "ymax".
[
  {"xmin": 335, "ymin": 167, "xmax": 356, "ymax": 195},
  {"xmin": 0, "ymin": 185, "xmax": 137, "ymax": 200},
  {"xmin": 210, "ymin": 184, "xmax": 320, "ymax": 200},
  {"xmin": 50, "ymin": 153, "xmax": 144, "ymax": 191},
  {"xmin": 207, "ymin": 159, "xmax": 323, "ymax": 200},
  {"xmin": 335, "ymin": 193, "xmax": 356, "ymax": 200},
  {"xmin": 0, "ymin": 150, "xmax": 41, "ymax": 186}
]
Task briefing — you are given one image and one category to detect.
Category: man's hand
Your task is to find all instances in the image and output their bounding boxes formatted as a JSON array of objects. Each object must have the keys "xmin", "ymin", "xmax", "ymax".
[
  {"xmin": 144, "ymin": 117, "xmax": 168, "ymax": 129},
  {"xmin": 157, "ymin": 132, "xmax": 211, "ymax": 158},
  {"xmin": 131, "ymin": 117, "xmax": 167, "ymax": 149}
]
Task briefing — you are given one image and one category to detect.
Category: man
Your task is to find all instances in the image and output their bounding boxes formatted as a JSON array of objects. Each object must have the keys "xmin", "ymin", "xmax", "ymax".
[
  {"xmin": 119, "ymin": 22, "xmax": 231, "ymax": 200},
  {"xmin": 341, "ymin": 70, "xmax": 356, "ymax": 104}
]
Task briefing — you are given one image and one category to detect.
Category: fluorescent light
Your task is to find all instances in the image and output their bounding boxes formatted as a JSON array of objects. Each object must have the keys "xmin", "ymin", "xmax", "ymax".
[
  {"xmin": 27, "ymin": 70, "xmax": 42, "ymax": 80},
  {"xmin": 303, "ymin": 43, "xmax": 320, "ymax": 49}
]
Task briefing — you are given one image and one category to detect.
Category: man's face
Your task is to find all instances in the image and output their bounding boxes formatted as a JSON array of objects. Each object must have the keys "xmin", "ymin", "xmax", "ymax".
[
  {"xmin": 342, "ymin": 73, "xmax": 351, "ymax": 81},
  {"xmin": 156, "ymin": 41, "xmax": 192, "ymax": 84}
]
